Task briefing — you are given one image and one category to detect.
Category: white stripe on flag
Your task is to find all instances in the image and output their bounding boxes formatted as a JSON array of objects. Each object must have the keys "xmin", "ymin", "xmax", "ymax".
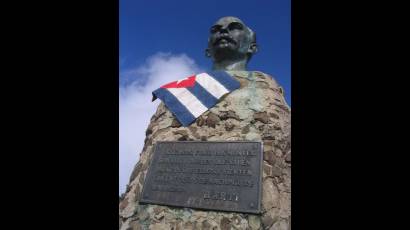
[
  {"xmin": 167, "ymin": 88, "xmax": 208, "ymax": 118},
  {"xmin": 195, "ymin": 73, "xmax": 229, "ymax": 99}
]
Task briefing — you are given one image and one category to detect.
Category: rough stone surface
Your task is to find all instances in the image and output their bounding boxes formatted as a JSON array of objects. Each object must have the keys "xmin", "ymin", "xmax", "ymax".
[{"xmin": 119, "ymin": 71, "xmax": 291, "ymax": 230}]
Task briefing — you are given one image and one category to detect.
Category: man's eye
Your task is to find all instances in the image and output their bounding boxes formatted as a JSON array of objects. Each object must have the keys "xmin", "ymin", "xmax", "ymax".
[
  {"xmin": 229, "ymin": 23, "xmax": 243, "ymax": 30},
  {"xmin": 210, "ymin": 26, "xmax": 221, "ymax": 33}
]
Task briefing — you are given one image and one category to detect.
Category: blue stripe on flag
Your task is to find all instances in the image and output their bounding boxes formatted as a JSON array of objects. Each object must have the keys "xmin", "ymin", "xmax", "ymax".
[
  {"xmin": 186, "ymin": 83, "xmax": 218, "ymax": 109},
  {"xmin": 152, "ymin": 88, "xmax": 196, "ymax": 126},
  {"xmin": 207, "ymin": 71, "xmax": 241, "ymax": 92}
]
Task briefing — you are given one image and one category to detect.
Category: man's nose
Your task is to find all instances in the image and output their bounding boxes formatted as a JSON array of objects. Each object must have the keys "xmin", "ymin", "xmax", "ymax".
[{"xmin": 219, "ymin": 27, "xmax": 229, "ymax": 36}]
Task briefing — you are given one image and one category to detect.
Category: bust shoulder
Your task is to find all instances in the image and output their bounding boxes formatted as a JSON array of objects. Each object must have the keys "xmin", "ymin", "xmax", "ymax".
[{"xmin": 225, "ymin": 70, "xmax": 285, "ymax": 96}]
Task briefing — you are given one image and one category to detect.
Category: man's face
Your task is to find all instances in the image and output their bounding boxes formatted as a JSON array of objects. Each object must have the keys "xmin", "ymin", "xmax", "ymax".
[{"xmin": 207, "ymin": 17, "xmax": 253, "ymax": 60}]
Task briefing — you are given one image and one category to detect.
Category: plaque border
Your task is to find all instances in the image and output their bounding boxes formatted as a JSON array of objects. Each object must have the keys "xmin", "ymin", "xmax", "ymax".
[{"xmin": 139, "ymin": 141, "xmax": 263, "ymax": 214}]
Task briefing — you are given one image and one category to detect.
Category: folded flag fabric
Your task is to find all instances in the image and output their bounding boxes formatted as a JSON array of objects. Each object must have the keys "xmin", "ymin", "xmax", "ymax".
[{"xmin": 152, "ymin": 71, "xmax": 240, "ymax": 127}]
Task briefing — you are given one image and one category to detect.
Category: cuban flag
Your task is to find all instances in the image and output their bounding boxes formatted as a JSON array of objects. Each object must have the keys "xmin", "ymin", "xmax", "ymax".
[{"xmin": 152, "ymin": 71, "xmax": 240, "ymax": 127}]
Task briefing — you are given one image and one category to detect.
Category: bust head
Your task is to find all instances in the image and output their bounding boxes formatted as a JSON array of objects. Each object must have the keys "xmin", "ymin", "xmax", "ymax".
[{"xmin": 206, "ymin": 16, "xmax": 258, "ymax": 71}]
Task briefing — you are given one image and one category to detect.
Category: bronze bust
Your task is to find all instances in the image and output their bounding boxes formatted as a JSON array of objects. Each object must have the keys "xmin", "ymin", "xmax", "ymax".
[{"xmin": 206, "ymin": 16, "xmax": 258, "ymax": 71}]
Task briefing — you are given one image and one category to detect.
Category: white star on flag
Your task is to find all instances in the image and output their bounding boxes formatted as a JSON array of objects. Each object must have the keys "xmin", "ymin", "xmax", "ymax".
[{"xmin": 176, "ymin": 77, "xmax": 189, "ymax": 85}]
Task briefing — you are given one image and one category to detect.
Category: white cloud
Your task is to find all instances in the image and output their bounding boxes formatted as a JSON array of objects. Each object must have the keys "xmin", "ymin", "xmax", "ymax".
[{"xmin": 119, "ymin": 53, "xmax": 202, "ymax": 195}]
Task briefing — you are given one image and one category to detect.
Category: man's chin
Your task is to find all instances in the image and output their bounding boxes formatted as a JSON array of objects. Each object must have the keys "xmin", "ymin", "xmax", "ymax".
[
  {"xmin": 212, "ymin": 48, "xmax": 244, "ymax": 60},
  {"xmin": 213, "ymin": 46, "xmax": 237, "ymax": 54}
]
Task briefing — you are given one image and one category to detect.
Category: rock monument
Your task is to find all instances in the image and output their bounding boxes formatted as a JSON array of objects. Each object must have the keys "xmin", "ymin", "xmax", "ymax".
[{"xmin": 119, "ymin": 16, "xmax": 291, "ymax": 230}]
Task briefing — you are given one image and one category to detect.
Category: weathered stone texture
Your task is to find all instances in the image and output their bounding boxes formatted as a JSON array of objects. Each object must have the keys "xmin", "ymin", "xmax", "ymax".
[{"xmin": 119, "ymin": 71, "xmax": 291, "ymax": 229}]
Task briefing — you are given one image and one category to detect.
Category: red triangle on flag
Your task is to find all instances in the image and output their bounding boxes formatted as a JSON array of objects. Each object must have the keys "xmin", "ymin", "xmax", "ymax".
[{"xmin": 160, "ymin": 75, "xmax": 196, "ymax": 88}]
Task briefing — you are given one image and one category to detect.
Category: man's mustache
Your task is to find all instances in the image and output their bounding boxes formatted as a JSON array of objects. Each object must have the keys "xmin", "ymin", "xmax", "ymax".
[{"xmin": 213, "ymin": 36, "xmax": 237, "ymax": 45}]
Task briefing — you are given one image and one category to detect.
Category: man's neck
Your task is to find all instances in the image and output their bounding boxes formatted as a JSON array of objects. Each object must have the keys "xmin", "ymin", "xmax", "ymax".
[{"xmin": 212, "ymin": 59, "xmax": 247, "ymax": 71}]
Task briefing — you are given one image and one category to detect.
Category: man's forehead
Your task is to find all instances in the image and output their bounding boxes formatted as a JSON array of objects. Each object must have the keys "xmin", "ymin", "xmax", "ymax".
[{"xmin": 213, "ymin": 17, "xmax": 244, "ymax": 26}]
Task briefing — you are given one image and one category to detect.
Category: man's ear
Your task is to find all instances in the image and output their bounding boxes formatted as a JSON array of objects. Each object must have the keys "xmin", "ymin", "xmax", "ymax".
[
  {"xmin": 205, "ymin": 48, "xmax": 212, "ymax": 58},
  {"xmin": 248, "ymin": 42, "xmax": 258, "ymax": 54}
]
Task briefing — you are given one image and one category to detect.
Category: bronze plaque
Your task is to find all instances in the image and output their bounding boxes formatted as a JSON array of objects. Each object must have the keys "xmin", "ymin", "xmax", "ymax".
[{"xmin": 140, "ymin": 141, "xmax": 263, "ymax": 214}]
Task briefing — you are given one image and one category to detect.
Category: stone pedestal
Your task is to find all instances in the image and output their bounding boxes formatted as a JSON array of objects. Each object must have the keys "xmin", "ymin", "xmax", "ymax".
[{"xmin": 119, "ymin": 71, "xmax": 291, "ymax": 230}]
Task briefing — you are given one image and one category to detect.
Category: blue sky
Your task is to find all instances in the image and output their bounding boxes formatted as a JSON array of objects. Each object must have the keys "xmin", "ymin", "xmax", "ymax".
[{"xmin": 119, "ymin": 0, "xmax": 290, "ymax": 194}]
